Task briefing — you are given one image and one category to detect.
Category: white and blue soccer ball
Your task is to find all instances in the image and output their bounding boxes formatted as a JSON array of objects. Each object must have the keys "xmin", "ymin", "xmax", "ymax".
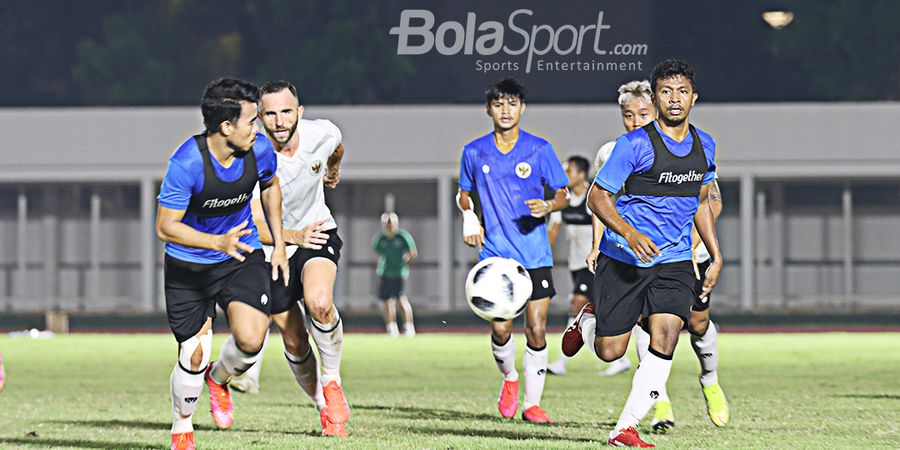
[{"xmin": 465, "ymin": 257, "xmax": 532, "ymax": 322}]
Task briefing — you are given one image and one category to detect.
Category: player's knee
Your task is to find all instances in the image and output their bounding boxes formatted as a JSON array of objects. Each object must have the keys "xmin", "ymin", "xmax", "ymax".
[
  {"xmin": 234, "ymin": 334, "xmax": 266, "ymax": 355},
  {"xmin": 689, "ymin": 315, "xmax": 709, "ymax": 336},
  {"xmin": 598, "ymin": 345, "xmax": 625, "ymax": 363},
  {"xmin": 306, "ymin": 297, "xmax": 335, "ymax": 323}
]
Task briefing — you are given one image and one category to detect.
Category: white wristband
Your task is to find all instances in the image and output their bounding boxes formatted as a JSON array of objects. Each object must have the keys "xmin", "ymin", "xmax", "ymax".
[{"xmin": 462, "ymin": 209, "xmax": 481, "ymax": 237}]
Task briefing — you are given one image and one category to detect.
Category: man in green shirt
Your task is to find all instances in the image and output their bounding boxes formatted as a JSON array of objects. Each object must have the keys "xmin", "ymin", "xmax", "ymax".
[{"xmin": 373, "ymin": 212, "xmax": 417, "ymax": 337}]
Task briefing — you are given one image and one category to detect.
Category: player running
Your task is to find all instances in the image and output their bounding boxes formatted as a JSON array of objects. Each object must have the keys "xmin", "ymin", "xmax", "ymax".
[
  {"xmin": 458, "ymin": 78, "xmax": 569, "ymax": 424},
  {"xmin": 593, "ymin": 81, "xmax": 729, "ymax": 431},
  {"xmin": 156, "ymin": 78, "xmax": 289, "ymax": 450},
  {"xmin": 589, "ymin": 80, "xmax": 658, "ymax": 377},
  {"xmin": 562, "ymin": 60, "xmax": 722, "ymax": 447},
  {"xmin": 545, "ymin": 156, "xmax": 594, "ymax": 376},
  {"xmin": 373, "ymin": 212, "xmax": 418, "ymax": 337},
  {"xmin": 240, "ymin": 80, "xmax": 350, "ymax": 436}
]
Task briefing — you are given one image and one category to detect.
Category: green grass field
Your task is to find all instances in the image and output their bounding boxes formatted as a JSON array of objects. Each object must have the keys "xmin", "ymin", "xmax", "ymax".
[{"xmin": 0, "ymin": 332, "xmax": 898, "ymax": 449}]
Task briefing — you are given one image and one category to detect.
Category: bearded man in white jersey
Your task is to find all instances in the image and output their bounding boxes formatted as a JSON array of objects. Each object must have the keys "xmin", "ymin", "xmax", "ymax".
[{"xmin": 238, "ymin": 80, "xmax": 350, "ymax": 436}]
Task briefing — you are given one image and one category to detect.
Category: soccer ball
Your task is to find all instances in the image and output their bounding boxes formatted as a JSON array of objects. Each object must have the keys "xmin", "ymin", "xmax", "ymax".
[{"xmin": 465, "ymin": 257, "xmax": 533, "ymax": 322}]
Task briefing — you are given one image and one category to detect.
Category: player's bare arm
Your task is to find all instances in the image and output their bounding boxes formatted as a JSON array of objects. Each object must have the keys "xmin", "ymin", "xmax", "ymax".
[
  {"xmin": 694, "ymin": 183, "xmax": 723, "ymax": 299},
  {"xmin": 586, "ymin": 214, "xmax": 606, "ymax": 273},
  {"xmin": 547, "ymin": 220, "xmax": 561, "ymax": 246},
  {"xmin": 457, "ymin": 189, "xmax": 484, "ymax": 249},
  {"xmin": 525, "ymin": 187, "xmax": 569, "ymax": 218},
  {"xmin": 690, "ymin": 179, "xmax": 722, "ymax": 276},
  {"xmin": 587, "ymin": 185, "xmax": 660, "ymax": 264},
  {"xmin": 258, "ymin": 176, "xmax": 290, "ymax": 285},
  {"xmin": 324, "ymin": 143, "xmax": 344, "ymax": 189},
  {"xmin": 156, "ymin": 205, "xmax": 254, "ymax": 261}
]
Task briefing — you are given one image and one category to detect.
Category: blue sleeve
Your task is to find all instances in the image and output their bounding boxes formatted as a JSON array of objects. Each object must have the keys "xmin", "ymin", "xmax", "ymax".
[
  {"xmin": 539, "ymin": 143, "xmax": 568, "ymax": 190},
  {"xmin": 593, "ymin": 135, "xmax": 637, "ymax": 194},
  {"xmin": 458, "ymin": 148, "xmax": 475, "ymax": 191},
  {"xmin": 702, "ymin": 137, "xmax": 717, "ymax": 184},
  {"xmin": 157, "ymin": 159, "xmax": 195, "ymax": 210},
  {"xmin": 255, "ymin": 134, "xmax": 277, "ymax": 183}
]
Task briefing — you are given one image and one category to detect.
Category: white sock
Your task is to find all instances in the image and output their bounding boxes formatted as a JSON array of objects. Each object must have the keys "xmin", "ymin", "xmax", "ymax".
[
  {"xmin": 171, "ymin": 330, "xmax": 211, "ymax": 435},
  {"xmin": 522, "ymin": 345, "xmax": 548, "ymax": 409},
  {"xmin": 491, "ymin": 336, "xmax": 518, "ymax": 381},
  {"xmin": 386, "ymin": 322, "xmax": 399, "ymax": 336},
  {"xmin": 170, "ymin": 364, "xmax": 204, "ymax": 434},
  {"xmin": 613, "ymin": 351, "xmax": 673, "ymax": 434},
  {"xmin": 631, "ymin": 325, "xmax": 669, "ymax": 401},
  {"xmin": 211, "ymin": 335, "xmax": 262, "ymax": 384},
  {"xmin": 285, "ymin": 348, "xmax": 326, "ymax": 411},
  {"xmin": 691, "ymin": 320, "xmax": 720, "ymax": 387},
  {"xmin": 633, "ymin": 324, "xmax": 650, "ymax": 363},
  {"xmin": 578, "ymin": 313, "xmax": 597, "ymax": 357},
  {"xmin": 310, "ymin": 308, "xmax": 343, "ymax": 385}
]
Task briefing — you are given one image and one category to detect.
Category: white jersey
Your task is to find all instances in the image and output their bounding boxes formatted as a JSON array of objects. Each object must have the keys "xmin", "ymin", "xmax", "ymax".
[
  {"xmin": 549, "ymin": 189, "xmax": 594, "ymax": 271},
  {"xmin": 256, "ymin": 118, "xmax": 342, "ymax": 259},
  {"xmin": 595, "ymin": 140, "xmax": 616, "ymax": 172}
]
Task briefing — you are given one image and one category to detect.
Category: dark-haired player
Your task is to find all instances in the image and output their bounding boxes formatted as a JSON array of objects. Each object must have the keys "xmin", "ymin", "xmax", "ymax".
[
  {"xmin": 546, "ymin": 155, "xmax": 594, "ymax": 376},
  {"xmin": 593, "ymin": 80, "xmax": 729, "ymax": 431},
  {"xmin": 239, "ymin": 80, "xmax": 350, "ymax": 436},
  {"xmin": 458, "ymin": 78, "xmax": 569, "ymax": 424},
  {"xmin": 156, "ymin": 78, "xmax": 288, "ymax": 450},
  {"xmin": 562, "ymin": 60, "xmax": 722, "ymax": 447}
]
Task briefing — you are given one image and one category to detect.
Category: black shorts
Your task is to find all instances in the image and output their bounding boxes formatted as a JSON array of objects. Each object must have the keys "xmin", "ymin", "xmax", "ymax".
[
  {"xmin": 270, "ymin": 229, "xmax": 343, "ymax": 315},
  {"xmin": 570, "ymin": 268, "xmax": 593, "ymax": 297},
  {"xmin": 592, "ymin": 254, "xmax": 696, "ymax": 337},
  {"xmin": 527, "ymin": 267, "xmax": 556, "ymax": 301},
  {"xmin": 378, "ymin": 276, "xmax": 406, "ymax": 300},
  {"xmin": 692, "ymin": 259, "xmax": 712, "ymax": 311},
  {"xmin": 165, "ymin": 251, "xmax": 272, "ymax": 343}
]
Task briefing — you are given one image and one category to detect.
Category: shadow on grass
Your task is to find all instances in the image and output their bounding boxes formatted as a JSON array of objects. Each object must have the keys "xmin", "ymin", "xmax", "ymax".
[
  {"xmin": 832, "ymin": 394, "xmax": 900, "ymax": 400},
  {"xmin": 49, "ymin": 419, "xmax": 219, "ymax": 432},
  {"xmin": 353, "ymin": 403, "xmax": 498, "ymax": 422},
  {"xmin": 48, "ymin": 419, "xmax": 322, "ymax": 438},
  {"xmin": 352, "ymin": 403, "xmax": 615, "ymax": 429},
  {"xmin": 405, "ymin": 425, "xmax": 601, "ymax": 443},
  {"xmin": 0, "ymin": 437, "xmax": 158, "ymax": 449}
]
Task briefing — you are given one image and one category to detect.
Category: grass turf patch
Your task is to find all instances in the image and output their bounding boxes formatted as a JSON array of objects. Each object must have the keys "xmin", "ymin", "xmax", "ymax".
[{"xmin": 0, "ymin": 332, "xmax": 897, "ymax": 448}]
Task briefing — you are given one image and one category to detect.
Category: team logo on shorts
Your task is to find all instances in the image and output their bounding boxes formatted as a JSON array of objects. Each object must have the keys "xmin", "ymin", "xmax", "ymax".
[
  {"xmin": 260, "ymin": 294, "xmax": 268, "ymax": 305},
  {"xmin": 327, "ymin": 246, "xmax": 334, "ymax": 255},
  {"xmin": 515, "ymin": 162, "xmax": 532, "ymax": 179},
  {"xmin": 482, "ymin": 164, "xmax": 490, "ymax": 174},
  {"xmin": 579, "ymin": 283, "xmax": 588, "ymax": 292},
  {"xmin": 310, "ymin": 160, "xmax": 324, "ymax": 176},
  {"xmin": 541, "ymin": 279, "xmax": 549, "ymax": 289}
]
